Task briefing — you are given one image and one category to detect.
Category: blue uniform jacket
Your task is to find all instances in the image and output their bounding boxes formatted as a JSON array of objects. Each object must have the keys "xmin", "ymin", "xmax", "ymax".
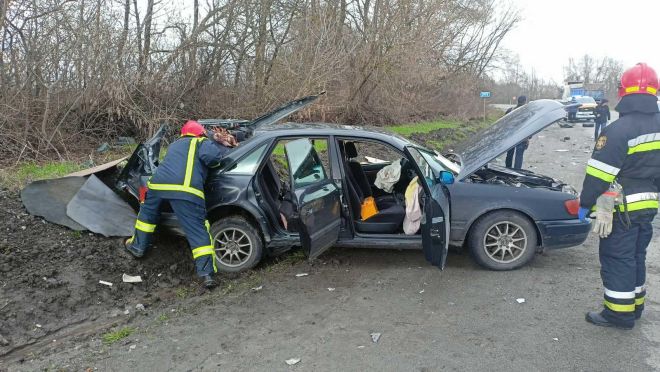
[{"xmin": 148, "ymin": 135, "xmax": 232, "ymax": 205}]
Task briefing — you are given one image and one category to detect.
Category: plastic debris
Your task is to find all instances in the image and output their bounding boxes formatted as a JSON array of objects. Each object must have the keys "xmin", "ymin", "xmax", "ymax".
[
  {"xmin": 285, "ymin": 358, "xmax": 301, "ymax": 366},
  {"xmin": 99, "ymin": 280, "xmax": 113, "ymax": 287},
  {"xmin": 122, "ymin": 273, "xmax": 143, "ymax": 283},
  {"xmin": 35, "ymin": 324, "xmax": 42, "ymax": 328},
  {"xmin": 129, "ymin": 344, "xmax": 137, "ymax": 350},
  {"xmin": 554, "ymin": 149, "xmax": 569, "ymax": 152},
  {"xmin": 371, "ymin": 332, "xmax": 381, "ymax": 343},
  {"xmin": 516, "ymin": 298, "xmax": 526, "ymax": 304},
  {"xmin": 251, "ymin": 285, "xmax": 263, "ymax": 291},
  {"xmin": 419, "ymin": 289, "xmax": 425, "ymax": 294},
  {"xmin": 357, "ymin": 345, "xmax": 365, "ymax": 349},
  {"xmin": 327, "ymin": 288, "xmax": 336, "ymax": 291},
  {"xmin": 135, "ymin": 303, "xmax": 146, "ymax": 312},
  {"xmin": 96, "ymin": 142, "xmax": 110, "ymax": 153},
  {"xmin": 553, "ymin": 338, "xmax": 559, "ymax": 341},
  {"xmin": 295, "ymin": 273, "xmax": 309, "ymax": 277},
  {"xmin": 123, "ymin": 309, "xmax": 130, "ymax": 315}
]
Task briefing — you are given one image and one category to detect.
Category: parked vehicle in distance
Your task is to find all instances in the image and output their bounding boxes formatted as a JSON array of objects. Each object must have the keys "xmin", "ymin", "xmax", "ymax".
[{"xmin": 118, "ymin": 96, "xmax": 590, "ymax": 273}]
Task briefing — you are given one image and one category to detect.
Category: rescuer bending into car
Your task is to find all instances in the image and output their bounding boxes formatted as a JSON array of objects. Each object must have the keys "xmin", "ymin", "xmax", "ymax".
[
  {"xmin": 578, "ymin": 63, "xmax": 660, "ymax": 330},
  {"xmin": 124, "ymin": 121, "xmax": 237, "ymax": 289}
]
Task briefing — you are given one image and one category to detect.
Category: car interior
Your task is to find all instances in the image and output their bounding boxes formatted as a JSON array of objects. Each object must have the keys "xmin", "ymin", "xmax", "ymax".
[
  {"xmin": 338, "ymin": 139, "xmax": 422, "ymax": 235},
  {"xmin": 254, "ymin": 137, "xmax": 424, "ymax": 237}
]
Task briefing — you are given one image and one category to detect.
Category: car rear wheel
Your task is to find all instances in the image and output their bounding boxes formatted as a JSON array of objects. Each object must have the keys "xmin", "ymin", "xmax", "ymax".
[
  {"xmin": 467, "ymin": 211, "xmax": 537, "ymax": 271},
  {"xmin": 210, "ymin": 216, "xmax": 263, "ymax": 273}
]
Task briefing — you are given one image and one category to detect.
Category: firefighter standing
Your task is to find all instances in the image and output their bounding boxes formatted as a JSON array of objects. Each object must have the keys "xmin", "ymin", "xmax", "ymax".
[
  {"xmin": 124, "ymin": 121, "xmax": 236, "ymax": 288},
  {"xmin": 578, "ymin": 63, "xmax": 660, "ymax": 329}
]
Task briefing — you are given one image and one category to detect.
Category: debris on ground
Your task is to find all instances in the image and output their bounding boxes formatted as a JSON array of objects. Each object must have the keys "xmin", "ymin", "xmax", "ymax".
[
  {"xmin": 251, "ymin": 285, "xmax": 263, "ymax": 291},
  {"xmin": 327, "ymin": 287, "xmax": 335, "ymax": 291},
  {"xmin": 371, "ymin": 332, "xmax": 381, "ymax": 343},
  {"xmin": 0, "ymin": 188, "xmax": 196, "ymax": 358},
  {"xmin": 553, "ymin": 338, "xmax": 559, "ymax": 341},
  {"xmin": 122, "ymin": 274, "xmax": 143, "ymax": 283},
  {"xmin": 135, "ymin": 304, "xmax": 146, "ymax": 312},
  {"xmin": 516, "ymin": 298, "xmax": 526, "ymax": 304},
  {"xmin": 99, "ymin": 280, "xmax": 113, "ymax": 287},
  {"xmin": 554, "ymin": 149, "xmax": 569, "ymax": 152},
  {"xmin": 285, "ymin": 358, "xmax": 301, "ymax": 365},
  {"xmin": 295, "ymin": 273, "xmax": 308, "ymax": 277}
]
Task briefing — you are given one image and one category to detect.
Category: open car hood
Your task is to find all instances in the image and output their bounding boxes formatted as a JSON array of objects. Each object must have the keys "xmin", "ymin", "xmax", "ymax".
[{"xmin": 454, "ymin": 99, "xmax": 566, "ymax": 180}]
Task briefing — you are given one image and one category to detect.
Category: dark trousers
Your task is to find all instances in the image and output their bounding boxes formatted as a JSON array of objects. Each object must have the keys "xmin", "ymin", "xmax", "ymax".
[
  {"xmin": 505, "ymin": 143, "xmax": 526, "ymax": 169},
  {"xmin": 594, "ymin": 121, "xmax": 606, "ymax": 140},
  {"xmin": 599, "ymin": 214, "xmax": 653, "ymax": 327},
  {"xmin": 128, "ymin": 191, "xmax": 216, "ymax": 276}
]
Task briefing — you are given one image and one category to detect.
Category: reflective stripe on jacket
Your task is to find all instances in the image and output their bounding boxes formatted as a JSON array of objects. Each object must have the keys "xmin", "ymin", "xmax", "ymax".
[
  {"xmin": 580, "ymin": 108, "xmax": 660, "ymax": 216},
  {"xmin": 148, "ymin": 134, "xmax": 232, "ymax": 205}
]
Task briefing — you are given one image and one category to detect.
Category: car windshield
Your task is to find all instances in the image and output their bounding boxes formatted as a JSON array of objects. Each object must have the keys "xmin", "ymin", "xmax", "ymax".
[
  {"xmin": 576, "ymin": 96, "xmax": 595, "ymax": 104},
  {"xmin": 407, "ymin": 146, "xmax": 461, "ymax": 175}
]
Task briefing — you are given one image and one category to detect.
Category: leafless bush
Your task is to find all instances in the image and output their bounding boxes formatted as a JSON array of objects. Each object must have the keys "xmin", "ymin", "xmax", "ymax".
[{"xmin": 0, "ymin": 0, "xmax": 518, "ymax": 162}]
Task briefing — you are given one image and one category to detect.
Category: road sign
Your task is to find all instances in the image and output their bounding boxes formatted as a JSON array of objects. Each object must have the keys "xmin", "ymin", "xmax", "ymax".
[{"xmin": 480, "ymin": 91, "xmax": 491, "ymax": 98}]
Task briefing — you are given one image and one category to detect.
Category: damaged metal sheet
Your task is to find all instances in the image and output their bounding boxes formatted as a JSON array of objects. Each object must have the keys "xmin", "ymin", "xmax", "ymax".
[
  {"xmin": 20, "ymin": 177, "xmax": 87, "ymax": 230},
  {"xmin": 65, "ymin": 156, "xmax": 128, "ymax": 177},
  {"xmin": 66, "ymin": 175, "xmax": 136, "ymax": 237}
]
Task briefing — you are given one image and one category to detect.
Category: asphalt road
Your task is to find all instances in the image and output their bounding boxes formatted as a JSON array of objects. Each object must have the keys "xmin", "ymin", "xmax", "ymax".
[{"xmin": 7, "ymin": 121, "xmax": 659, "ymax": 371}]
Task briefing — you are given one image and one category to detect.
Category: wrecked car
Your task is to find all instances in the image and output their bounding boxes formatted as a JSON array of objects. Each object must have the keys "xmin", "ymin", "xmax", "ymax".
[{"xmin": 117, "ymin": 97, "xmax": 590, "ymax": 272}]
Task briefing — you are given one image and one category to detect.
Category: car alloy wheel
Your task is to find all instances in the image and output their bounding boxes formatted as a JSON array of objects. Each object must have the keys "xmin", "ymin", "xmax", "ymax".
[
  {"xmin": 482, "ymin": 221, "xmax": 528, "ymax": 264},
  {"xmin": 214, "ymin": 227, "xmax": 253, "ymax": 268}
]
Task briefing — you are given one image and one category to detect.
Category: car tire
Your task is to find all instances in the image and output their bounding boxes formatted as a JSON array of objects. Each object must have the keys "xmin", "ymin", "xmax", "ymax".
[
  {"xmin": 210, "ymin": 216, "xmax": 263, "ymax": 273},
  {"xmin": 467, "ymin": 211, "xmax": 538, "ymax": 271},
  {"xmin": 582, "ymin": 122, "xmax": 595, "ymax": 127}
]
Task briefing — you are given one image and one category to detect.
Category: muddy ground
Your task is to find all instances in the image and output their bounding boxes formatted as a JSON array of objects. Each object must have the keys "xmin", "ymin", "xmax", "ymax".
[{"xmin": 2, "ymin": 118, "xmax": 660, "ymax": 371}]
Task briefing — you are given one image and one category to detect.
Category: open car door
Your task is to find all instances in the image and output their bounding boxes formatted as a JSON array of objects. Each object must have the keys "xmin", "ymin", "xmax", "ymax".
[
  {"xmin": 284, "ymin": 138, "xmax": 341, "ymax": 259},
  {"xmin": 406, "ymin": 147, "xmax": 450, "ymax": 269}
]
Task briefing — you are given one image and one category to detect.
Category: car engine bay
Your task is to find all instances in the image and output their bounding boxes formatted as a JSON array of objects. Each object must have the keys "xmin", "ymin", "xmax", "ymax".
[{"xmin": 466, "ymin": 163, "xmax": 577, "ymax": 195}]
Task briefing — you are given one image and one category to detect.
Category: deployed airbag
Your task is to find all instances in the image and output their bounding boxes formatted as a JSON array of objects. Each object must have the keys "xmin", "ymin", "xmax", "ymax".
[
  {"xmin": 20, "ymin": 177, "xmax": 87, "ymax": 230},
  {"xmin": 66, "ymin": 175, "xmax": 136, "ymax": 237}
]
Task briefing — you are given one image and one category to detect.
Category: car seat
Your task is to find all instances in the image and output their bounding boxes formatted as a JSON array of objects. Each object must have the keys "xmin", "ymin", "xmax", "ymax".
[
  {"xmin": 343, "ymin": 142, "xmax": 398, "ymax": 208},
  {"xmin": 339, "ymin": 144, "xmax": 405, "ymax": 233}
]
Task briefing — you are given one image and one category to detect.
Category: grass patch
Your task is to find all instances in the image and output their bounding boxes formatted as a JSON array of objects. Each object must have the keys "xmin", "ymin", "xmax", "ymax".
[
  {"xmin": 175, "ymin": 287, "xmax": 190, "ymax": 299},
  {"xmin": 157, "ymin": 314, "xmax": 170, "ymax": 323},
  {"xmin": 388, "ymin": 119, "xmax": 460, "ymax": 136},
  {"xmin": 102, "ymin": 326, "xmax": 135, "ymax": 344},
  {"xmin": 0, "ymin": 161, "xmax": 83, "ymax": 190}
]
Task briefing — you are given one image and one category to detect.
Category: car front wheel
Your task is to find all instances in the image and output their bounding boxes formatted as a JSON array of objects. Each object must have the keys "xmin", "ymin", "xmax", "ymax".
[
  {"xmin": 210, "ymin": 216, "xmax": 263, "ymax": 273},
  {"xmin": 467, "ymin": 211, "xmax": 537, "ymax": 271}
]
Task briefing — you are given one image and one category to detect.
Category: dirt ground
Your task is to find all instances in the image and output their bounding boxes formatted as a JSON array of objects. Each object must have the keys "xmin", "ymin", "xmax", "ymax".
[{"xmin": 2, "ymin": 118, "xmax": 660, "ymax": 371}]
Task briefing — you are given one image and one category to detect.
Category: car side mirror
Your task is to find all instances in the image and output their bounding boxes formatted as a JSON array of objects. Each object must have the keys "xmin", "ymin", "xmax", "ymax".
[{"xmin": 439, "ymin": 171, "xmax": 454, "ymax": 185}]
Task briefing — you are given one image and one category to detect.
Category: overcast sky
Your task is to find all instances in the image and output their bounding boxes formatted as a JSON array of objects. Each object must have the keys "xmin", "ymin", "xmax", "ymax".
[{"xmin": 502, "ymin": 0, "xmax": 660, "ymax": 83}]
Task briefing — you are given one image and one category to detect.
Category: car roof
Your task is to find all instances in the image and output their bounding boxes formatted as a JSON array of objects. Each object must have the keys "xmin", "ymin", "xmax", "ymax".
[{"xmin": 253, "ymin": 122, "xmax": 412, "ymax": 150}]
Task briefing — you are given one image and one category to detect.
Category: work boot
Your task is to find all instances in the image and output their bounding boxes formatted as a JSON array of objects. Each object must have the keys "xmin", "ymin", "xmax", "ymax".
[
  {"xmin": 123, "ymin": 238, "xmax": 144, "ymax": 258},
  {"xmin": 585, "ymin": 312, "xmax": 633, "ymax": 330},
  {"xmin": 202, "ymin": 275, "xmax": 217, "ymax": 289}
]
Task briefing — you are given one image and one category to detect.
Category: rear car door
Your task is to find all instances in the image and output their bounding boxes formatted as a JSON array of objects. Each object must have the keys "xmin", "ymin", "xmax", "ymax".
[
  {"xmin": 284, "ymin": 138, "xmax": 341, "ymax": 259},
  {"xmin": 406, "ymin": 147, "xmax": 450, "ymax": 269}
]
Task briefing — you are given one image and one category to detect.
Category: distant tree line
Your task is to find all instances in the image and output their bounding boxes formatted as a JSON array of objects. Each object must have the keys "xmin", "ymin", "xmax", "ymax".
[{"xmin": 0, "ymin": 0, "xmax": 519, "ymax": 161}]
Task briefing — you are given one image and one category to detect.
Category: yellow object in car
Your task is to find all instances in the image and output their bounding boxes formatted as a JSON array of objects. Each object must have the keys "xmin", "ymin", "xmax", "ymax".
[{"xmin": 361, "ymin": 196, "xmax": 379, "ymax": 220}]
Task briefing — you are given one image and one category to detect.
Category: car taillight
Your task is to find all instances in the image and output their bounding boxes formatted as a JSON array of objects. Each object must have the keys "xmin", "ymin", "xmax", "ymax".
[
  {"xmin": 564, "ymin": 199, "xmax": 580, "ymax": 216},
  {"xmin": 139, "ymin": 185, "xmax": 148, "ymax": 203}
]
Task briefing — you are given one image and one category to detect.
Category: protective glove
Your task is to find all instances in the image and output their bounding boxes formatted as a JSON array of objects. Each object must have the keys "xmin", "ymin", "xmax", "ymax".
[
  {"xmin": 592, "ymin": 184, "xmax": 621, "ymax": 238},
  {"xmin": 578, "ymin": 207, "xmax": 591, "ymax": 222}
]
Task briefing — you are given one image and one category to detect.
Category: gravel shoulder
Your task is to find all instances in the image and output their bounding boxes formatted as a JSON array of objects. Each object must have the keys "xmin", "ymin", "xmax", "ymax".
[{"xmin": 3, "ymin": 121, "xmax": 659, "ymax": 371}]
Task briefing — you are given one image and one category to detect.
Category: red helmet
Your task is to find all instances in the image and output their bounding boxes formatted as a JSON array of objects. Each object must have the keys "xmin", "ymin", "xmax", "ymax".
[
  {"xmin": 181, "ymin": 120, "xmax": 205, "ymax": 137},
  {"xmin": 618, "ymin": 63, "xmax": 659, "ymax": 97}
]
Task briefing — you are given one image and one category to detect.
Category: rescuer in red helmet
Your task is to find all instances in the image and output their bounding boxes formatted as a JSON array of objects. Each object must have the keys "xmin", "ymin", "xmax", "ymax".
[
  {"xmin": 124, "ymin": 120, "xmax": 236, "ymax": 289},
  {"xmin": 577, "ymin": 63, "xmax": 660, "ymax": 329}
]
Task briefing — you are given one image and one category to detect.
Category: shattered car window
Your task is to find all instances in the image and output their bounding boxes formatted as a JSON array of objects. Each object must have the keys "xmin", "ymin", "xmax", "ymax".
[{"xmin": 225, "ymin": 143, "xmax": 268, "ymax": 174}]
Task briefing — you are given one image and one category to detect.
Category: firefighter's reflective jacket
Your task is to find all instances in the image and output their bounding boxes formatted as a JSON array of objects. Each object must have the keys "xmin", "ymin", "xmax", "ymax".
[
  {"xmin": 580, "ymin": 111, "xmax": 660, "ymax": 217},
  {"xmin": 148, "ymin": 134, "xmax": 231, "ymax": 205}
]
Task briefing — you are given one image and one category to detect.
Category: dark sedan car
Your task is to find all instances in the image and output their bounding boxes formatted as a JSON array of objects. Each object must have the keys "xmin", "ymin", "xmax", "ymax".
[{"xmin": 118, "ymin": 96, "xmax": 590, "ymax": 272}]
